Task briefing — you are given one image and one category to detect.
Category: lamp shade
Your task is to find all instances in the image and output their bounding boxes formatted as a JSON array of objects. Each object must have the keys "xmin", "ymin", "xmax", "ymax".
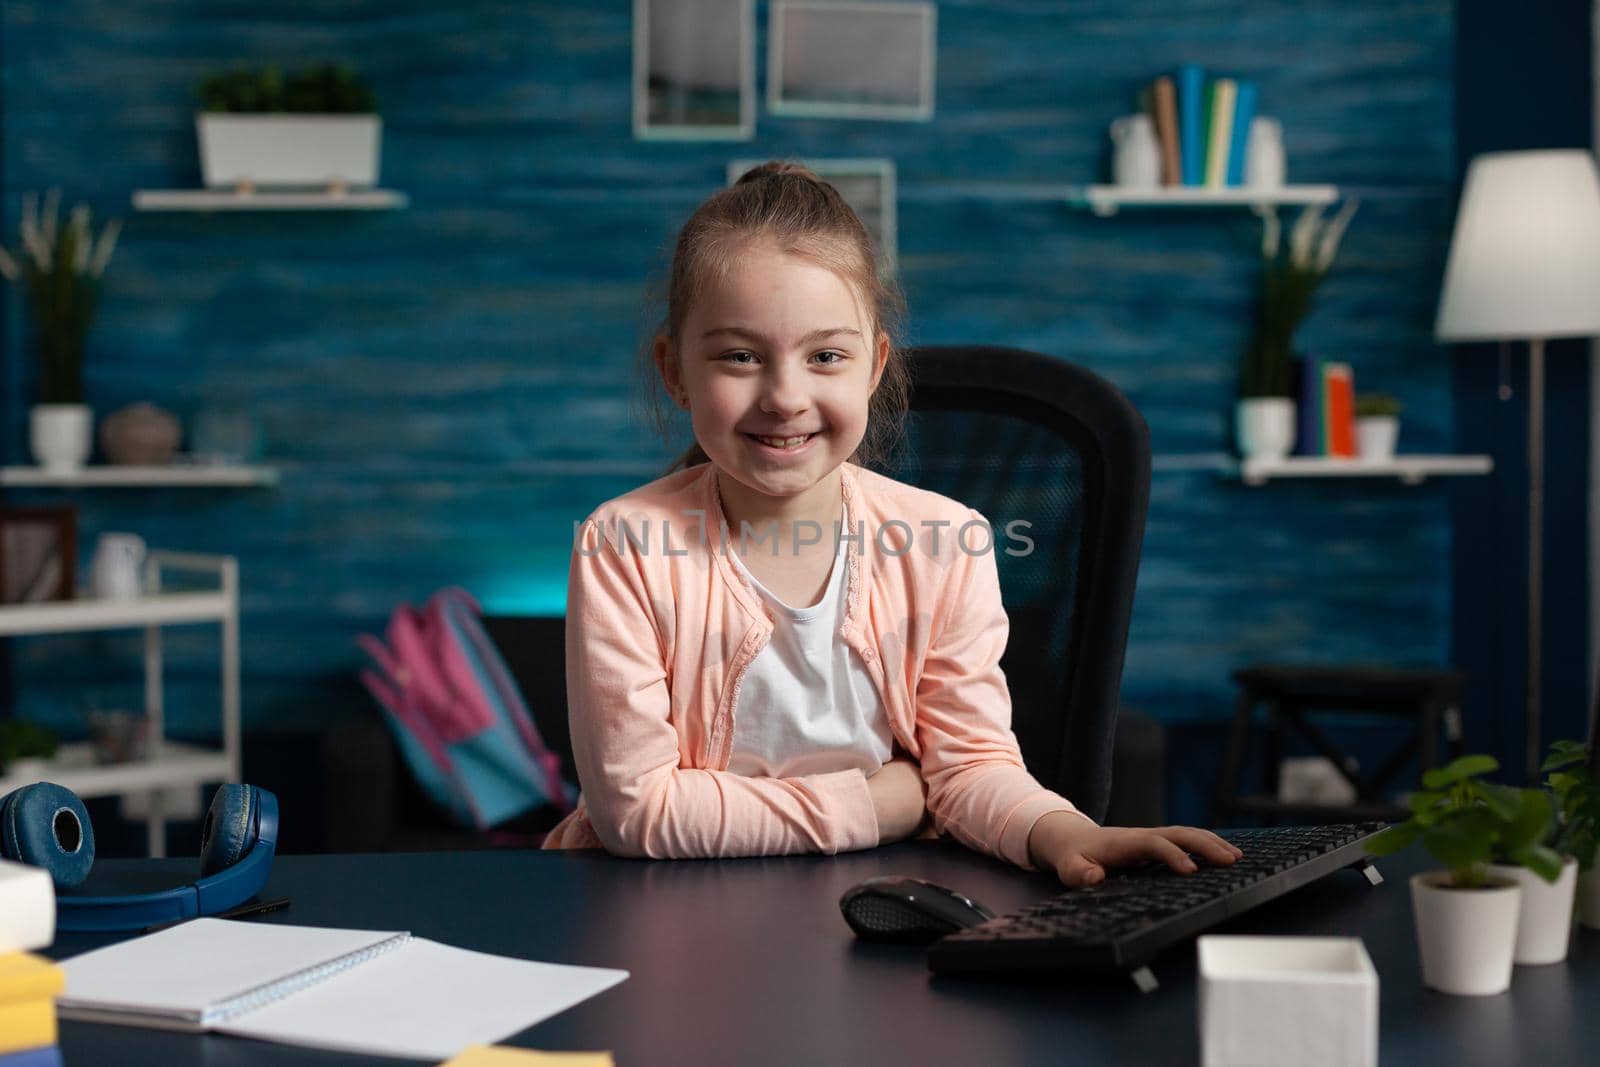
[{"xmin": 1435, "ymin": 149, "xmax": 1600, "ymax": 342}]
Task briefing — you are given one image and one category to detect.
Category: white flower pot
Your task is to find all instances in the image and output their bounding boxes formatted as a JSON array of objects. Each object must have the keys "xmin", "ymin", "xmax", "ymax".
[
  {"xmin": 1235, "ymin": 397, "xmax": 1296, "ymax": 460},
  {"xmin": 1356, "ymin": 416, "xmax": 1399, "ymax": 462},
  {"xmin": 197, "ymin": 114, "xmax": 381, "ymax": 189},
  {"xmin": 1486, "ymin": 857, "xmax": 1578, "ymax": 964},
  {"xmin": 1409, "ymin": 871, "xmax": 1520, "ymax": 995},
  {"xmin": 1578, "ymin": 866, "xmax": 1600, "ymax": 929},
  {"xmin": 29, "ymin": 404, "xmax": 92, "ymax": 473}
]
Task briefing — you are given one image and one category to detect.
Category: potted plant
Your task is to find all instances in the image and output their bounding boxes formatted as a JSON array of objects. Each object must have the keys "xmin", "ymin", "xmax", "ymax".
[
  {"xmin": 0, "ymin": 720, "xmax": 59, "ymax": 779},
  {"xmin": 1365, "ymin": 754, "xmax": 1562, "ymax": 995},
  {"xmin": 1236, "ymin": 200, "xmax": 1360, "ymax": 460},
  {"xmin": 0, "ymin": 190, "xmax": 121, "ymax": 472},
  {"xmin": 1354, "ymin": 393, "xmax": 1402, "ymax": 462},
  {"xmin": 196, "ymin": 63, "xmax": 380, "ymax": 191},
  {"xmin": 1538, "ymin": 739, "xmax": 1600, "ymax": 930}
]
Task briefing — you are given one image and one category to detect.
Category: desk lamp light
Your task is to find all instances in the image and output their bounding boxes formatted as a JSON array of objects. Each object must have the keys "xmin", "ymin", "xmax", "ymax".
[{"xmin": 1435, "ymin": 149, "xmax": 1600, "ymax": 779}]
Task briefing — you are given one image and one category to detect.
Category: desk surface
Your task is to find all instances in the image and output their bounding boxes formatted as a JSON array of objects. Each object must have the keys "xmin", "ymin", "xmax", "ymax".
[{"xmin": 43, "ymin": 842, "xmax": 1600, "ymax": 1066}]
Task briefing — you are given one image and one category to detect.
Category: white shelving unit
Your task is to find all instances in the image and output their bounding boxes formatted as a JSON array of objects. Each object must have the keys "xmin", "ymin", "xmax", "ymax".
[
  {"xmin": 0, "ymin": 464, "xmax": 279, "ymax": 488},
  {"xmin": 1234, "ymin": 454, "xmax": 1494, "ymax": 486},
  {"xmin": 1068, "ymin": 184, "xmax": 1340, "ymax": 217},
  {"xmin": 0, "ymin": 552, "xmax": 240, "ymax": 857},
  {"xmin": 132, "ymin": 189, "xmax": 408, "ymax": 212}
]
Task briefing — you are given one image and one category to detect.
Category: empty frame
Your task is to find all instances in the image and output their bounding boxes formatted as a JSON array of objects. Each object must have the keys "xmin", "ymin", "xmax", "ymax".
[
  {"xmin": 634, "ymin": 0, "xmax": 756, "ymax": 140},
  {"xmin": 768, "ymin": 1, "xmax": 936, "ymax": 121}
]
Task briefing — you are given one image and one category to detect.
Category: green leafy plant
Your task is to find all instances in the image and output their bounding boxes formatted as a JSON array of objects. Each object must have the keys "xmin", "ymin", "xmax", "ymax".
[
  {"xmin": 0, "ymin": 190, "xmax": 122, "ymax": 405},
  {"xmin": 1366, "ymin": 754, "xmax": 1563, "ymax": 888},
  {"xmin": 198, "ymin": 64, "xmax": 376, "ymax": 114},
  {"xmin": 1240, "ymin": 200, "xmax": 1361, "ymax": 399},
  {"xmin": 0, "ymin": 720, "xmax": 60, "ymax": 775},
  {"xmin": 1355, "ymin": 392, "xmax": 1403, "ymax": 419},
  {"xmin": 1543, "ymin": 740, "xmax": 1599, "ymax": 870}
]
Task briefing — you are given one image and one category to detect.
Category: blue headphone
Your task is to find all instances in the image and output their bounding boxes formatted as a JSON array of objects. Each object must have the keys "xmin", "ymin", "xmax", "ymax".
[{"xmin": 0, "ymin": 781, "xmax": 278, "ymax": 932}]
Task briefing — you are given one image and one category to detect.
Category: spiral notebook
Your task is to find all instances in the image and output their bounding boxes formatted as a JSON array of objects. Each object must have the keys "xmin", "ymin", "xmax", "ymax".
[{"xmin": 58, "ymin": 918, "xmax": 628, "ymax": 1061}]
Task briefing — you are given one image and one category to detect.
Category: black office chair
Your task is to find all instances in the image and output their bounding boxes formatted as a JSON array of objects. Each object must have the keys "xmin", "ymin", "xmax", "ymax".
[{"xmin": 875, "ymin": 345, "xmax": 1151, "ymax": 823}]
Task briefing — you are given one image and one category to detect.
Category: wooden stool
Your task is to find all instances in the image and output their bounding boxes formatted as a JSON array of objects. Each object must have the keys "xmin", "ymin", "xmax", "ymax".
[{"xmin": 1214, "ymin": 664, "xmax": 1466, "ymax": 825}]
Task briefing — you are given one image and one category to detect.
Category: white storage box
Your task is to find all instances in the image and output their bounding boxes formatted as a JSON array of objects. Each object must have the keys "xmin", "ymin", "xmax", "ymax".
[
  {"xmin": 1198, "ymin": 935, "xmax": 1378, "ymax": 1067},
  {"xmin": 197, "ymin": 114, "xmax": 382, "ymax": 189}
]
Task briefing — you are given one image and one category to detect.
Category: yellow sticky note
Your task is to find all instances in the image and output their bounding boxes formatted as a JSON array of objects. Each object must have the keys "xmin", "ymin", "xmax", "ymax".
[
  {"xmin": 440, "ymin": 1047, "xmax": 614, "ymax": 1067},
  {"xmin": 0, "ymin": 953, "xmax": 65, "ymax": 1006},
  {"xmin": 0, "ymin": 996, "xmax": 56, "ymax": 1054}
]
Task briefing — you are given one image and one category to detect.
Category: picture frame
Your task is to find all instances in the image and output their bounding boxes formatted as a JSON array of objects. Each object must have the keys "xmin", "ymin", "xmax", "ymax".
[
  {"xmin": 634, "ymin": 0, "xmax": 756, "ymax": 140},
  {"xmin": 727, "ymin": 158, "xmax": 898, "ymax": 277},
  {"xmin": 768, "ymin": 1, "xmax": 936, "ymax": 121},
  {"xmin": 0, "ymin": 506, "xmax": 77, "ymax": 604}
]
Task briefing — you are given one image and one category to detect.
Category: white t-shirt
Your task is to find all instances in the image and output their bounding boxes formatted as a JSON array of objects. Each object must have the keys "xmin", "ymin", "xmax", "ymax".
[{"xmin": 725, "ymin": 501, "xmax": 893, "ymax": 779}]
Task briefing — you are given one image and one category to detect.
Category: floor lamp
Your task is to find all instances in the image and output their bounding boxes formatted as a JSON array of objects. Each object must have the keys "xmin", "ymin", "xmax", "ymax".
[{"xmin": 1435, "ymin": 149, "xmax": 1600, "ymax": 780}]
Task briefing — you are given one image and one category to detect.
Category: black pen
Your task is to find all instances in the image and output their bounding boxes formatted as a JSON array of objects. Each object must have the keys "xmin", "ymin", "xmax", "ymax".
[{"xmin": 141, "ymin": 897, "xmax": 291, "ymax": 935}]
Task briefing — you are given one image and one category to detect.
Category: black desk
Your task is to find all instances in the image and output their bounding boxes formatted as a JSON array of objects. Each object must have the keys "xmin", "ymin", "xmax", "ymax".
[{"xmin": 43, "ymin": 843, "xmax": 1600, "ymax": 1066}]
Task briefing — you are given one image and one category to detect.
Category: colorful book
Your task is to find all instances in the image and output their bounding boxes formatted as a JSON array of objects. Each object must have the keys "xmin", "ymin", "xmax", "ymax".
[
  {"xmin": 1150, "ymin": 76, "xmax": 1181, "ymax": 186},
  {"xmin": 0, "ymin": 955, "xmax": 63, "ymax": 1007},
  {"xmin": 1176, "ymin": 64, "xmax": 1206, "ymax": 186},
  {"xmin": 0, "ymin": 1000, "xmax": 55, "ymax": 1056},
  {"xmin": 1294, "ymin": 355, "xmax": 1323, "ymax": 456},
  {"xmin": 0, "ymin": 1047, "xmax": 62, "ymax": 1067},
  {"xmin": 1322, "ymin": 362, "xmax": 1356, "ymax": 457},
  {"xmin": 1226, "ymin": 80, "xmax": 1258, "ymax": 185},
  {"xmin": 1205, "ymin": 78, "xmax": 1237, "ymax": 188}
]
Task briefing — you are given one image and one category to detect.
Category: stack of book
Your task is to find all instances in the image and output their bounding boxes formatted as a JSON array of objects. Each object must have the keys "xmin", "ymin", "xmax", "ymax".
[
  {"xmin": 1141, "ymin": 65, "xmax": 1259, "ymax": 188},
  {"xmin": 1294, "ymin": 357, "xmax": 1358, "ymax": 458},
  {"xmin": 0, "ymin": 861, "xmax": 62, "ymax": 1067},
  {"xmin": 0, "ymin": 955, "xmax": 62, "ymax": 1067}
]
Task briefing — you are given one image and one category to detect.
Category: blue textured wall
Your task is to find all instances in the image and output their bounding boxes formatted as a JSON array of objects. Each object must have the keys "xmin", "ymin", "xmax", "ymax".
[{"xmin": 1, "ymin": 2, "xmax": 1461, "ymax": 764}]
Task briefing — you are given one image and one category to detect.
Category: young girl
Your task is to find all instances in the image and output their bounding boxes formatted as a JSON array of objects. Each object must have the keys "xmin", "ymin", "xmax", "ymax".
[{"xmin": 543, "ymin": 161, "xmax": 1241, "ymax": 887}]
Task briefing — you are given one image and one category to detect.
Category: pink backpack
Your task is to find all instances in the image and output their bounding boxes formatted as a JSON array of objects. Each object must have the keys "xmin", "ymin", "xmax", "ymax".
[{"xmin": 358, "ymin": 587, "xmax": 574, "ymax": 831}]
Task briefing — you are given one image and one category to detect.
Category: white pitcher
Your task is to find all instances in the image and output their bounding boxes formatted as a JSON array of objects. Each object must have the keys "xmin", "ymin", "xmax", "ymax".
[
  {"xmin": 91, "ymin": 532, "xmax": 147, "ymax": 601},
  {"xmin": 1110, "ymin": 113, "xmax": 1162, "ymax": 188},
  {"xmin": 1245, "ymin": 116, "xmax": 1286, "ymax": 188}
]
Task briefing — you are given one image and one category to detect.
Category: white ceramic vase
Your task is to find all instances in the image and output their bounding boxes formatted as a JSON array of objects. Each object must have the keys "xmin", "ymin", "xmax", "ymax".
[
  {"xmin": 197, "ymin": 114, "xmax": 382, "ymax": 189},
  {"xmin": 1409, "ymin": 872, "xmax": 1521, "ymax": 995},
  {"xmin": 1110, "ymin": 113, "xmax": 1162, "ymax": 189},
  {"xmin": 1356, "ymin": 416, "xmax": 1399, "ymax": 462},
  {"xmin": 1235, "ymin": 397, "xmax": 1296, "ymax": 460},
  {"xmin": 29, "ymin": 403, "xmax": 92, "ymax": 473},
  {"xmin": 1485, "ymin": 857, "xmax": 1578, "ymax": 964}
]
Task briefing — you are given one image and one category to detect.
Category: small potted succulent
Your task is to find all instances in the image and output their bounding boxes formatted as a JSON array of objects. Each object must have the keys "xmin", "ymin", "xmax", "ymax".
[
  {"xmin": 1538, "ymin": 740, "xmax": 1600, "ymax": 930},
  {"xmin": 196, "ymin": 63, "xmax": 380, "ymax": 191},
  {"xmin": 1365, "ymin": 754, "xmax": 1562, "ymax": 995},
  {"xmin": 1354, "ymin": 393, "xmax": 1403, "ymax": 462},
  {"xmin": 1236, "ymin": 199, "xmax": 1360, "ymax": 460},
  {"xmin": 0, "ymin": 190, "xmax": 121, "ymax": 472}
]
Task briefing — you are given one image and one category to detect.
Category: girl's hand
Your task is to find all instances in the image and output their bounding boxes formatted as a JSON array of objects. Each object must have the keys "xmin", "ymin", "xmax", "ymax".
[
  {"xmin": 867, "ymin": 756, "xmax": 928, "ymax": 843},
  {"xmin": 1027, "ymin": 812, "xmax": 1243, "ymax": 888}
]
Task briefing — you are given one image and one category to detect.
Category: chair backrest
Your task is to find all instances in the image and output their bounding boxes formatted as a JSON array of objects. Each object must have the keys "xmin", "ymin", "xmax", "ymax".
[{"xmin": 876, "ymin": 345, "xmax": 1151, "ymax": 822}]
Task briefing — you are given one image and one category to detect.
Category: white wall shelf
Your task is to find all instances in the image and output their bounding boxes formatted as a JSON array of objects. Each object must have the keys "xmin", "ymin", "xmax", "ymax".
[
  {"xmin": 0, "ymin": 464, "xmax": 279, "ymax": 488},
  {"xmin": 1234, "ymin": 454, "xmax": 1494, "ymax": 486},
  {"xmin": 132, "ymin": 189, "xmax": 408, "ymax": 212},
  {"xmin": 1068, "ymin": 184, "xmax": 1340, "ymax": 217},
  {"xmin": 0, "ymin": 553, "xmax": 240, "ymax": 857}
]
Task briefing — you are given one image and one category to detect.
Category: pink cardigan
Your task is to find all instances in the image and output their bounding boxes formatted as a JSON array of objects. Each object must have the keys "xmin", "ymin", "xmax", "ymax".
[{"xmin": 542, "ymin": 461, "xmax": 1091, "ymax": 868}]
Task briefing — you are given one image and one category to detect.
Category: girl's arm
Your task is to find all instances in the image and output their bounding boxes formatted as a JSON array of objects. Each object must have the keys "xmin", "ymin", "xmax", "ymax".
[
  {"xmin": 567, "ymin": 517, "xmax": 881, "ymax": 859},
  {"xmin": 913, "ymin": 510, "xmax": 1097, "ymax": 870}
]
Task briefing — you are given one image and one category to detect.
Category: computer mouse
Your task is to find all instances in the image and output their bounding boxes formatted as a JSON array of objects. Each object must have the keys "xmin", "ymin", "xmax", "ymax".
[{"xmin": 839, "ymin": 875, "xmax": 996, "ymax": 943}]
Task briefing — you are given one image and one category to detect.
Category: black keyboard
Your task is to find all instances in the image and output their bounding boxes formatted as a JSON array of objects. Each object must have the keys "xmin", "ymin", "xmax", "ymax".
[{"xmin": 928, "ymin": 823, "xmax": 1387, "ymax": 982}]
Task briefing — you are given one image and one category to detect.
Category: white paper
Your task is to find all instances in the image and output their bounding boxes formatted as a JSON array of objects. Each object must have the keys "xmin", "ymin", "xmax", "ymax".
[
  {"xmin": 0, "ymin": 859, "xmax": 55, "ymax": 953},
  {"xmin": 216, "ymin": 938, "xmax": 629, "ymax": 1061},
  {"xmin": 59, "ymin": 918, "xmax": 404, "ymax": 1025}
]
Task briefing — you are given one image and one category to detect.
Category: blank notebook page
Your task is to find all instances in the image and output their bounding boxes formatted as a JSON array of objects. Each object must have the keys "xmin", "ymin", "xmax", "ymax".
[
  {"xmin": 217, "ymin": 937, "xmax": 630, "ymax": 1061},
  {"xmin": 59, "ymin": 919, "xmax": 400, "ymax": 1024}
]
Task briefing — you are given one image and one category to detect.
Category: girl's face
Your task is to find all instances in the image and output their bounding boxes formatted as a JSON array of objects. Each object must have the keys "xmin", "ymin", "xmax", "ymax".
[{"xmin": 657, "ymin": 240, "xmax": 888, "ymax": 510}]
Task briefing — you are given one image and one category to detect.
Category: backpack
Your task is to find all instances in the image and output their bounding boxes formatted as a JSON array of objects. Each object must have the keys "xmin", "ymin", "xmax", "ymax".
[{"xmin": 357, "ymin": 587, "xmax": 575, "ymax": 831}]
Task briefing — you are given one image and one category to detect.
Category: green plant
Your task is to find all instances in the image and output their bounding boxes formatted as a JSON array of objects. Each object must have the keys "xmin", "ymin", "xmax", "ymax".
[
  {"xmin": 1240, "ymin": 200, "xmax": 1361, "ymax": 399},
  {"xmin": 1355, "ymin": 392, "xmax": 1403, "ymax": 419},
  {"xmin": 198, "ymin": 63, "xmax": 376, "ymax": 114},
  {"xmin": 1365, "ymin": 754, "xmax": 1563, "ymax": 888},
  {"xmin": 1543, "ymin": 739, "xmax": 1599, "ymax": 870},
  {"xmin": 0, "ymin": 720, "xmax": 59, "ymax": 774},
  {"xmin": 0, "ymin": 190, "xmax": 122, "ymax": 405}
]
